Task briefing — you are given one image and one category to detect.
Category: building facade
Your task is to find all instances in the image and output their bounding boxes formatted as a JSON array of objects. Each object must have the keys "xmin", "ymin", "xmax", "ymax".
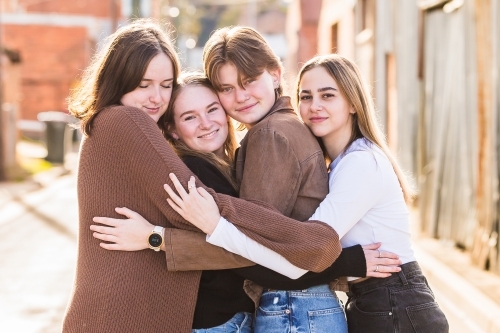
[
  {"xmin": 286, "ymin": 0, "xmax": 500, "ymax": 275},
  {"xmin": 0, "ymin": 0, "xmax": 122, "ymax": 120}
]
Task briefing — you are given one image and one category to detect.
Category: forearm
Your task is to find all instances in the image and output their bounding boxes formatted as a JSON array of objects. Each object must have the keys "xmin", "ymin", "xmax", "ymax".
[
  {"xmin": 232, "ymin": 245, "xmax": 366, "ymax": 290},
  {"xmin": 163, "ymin": 228, "xmax": 254, "ymax": 271},
  {"xmin": 208, "ymin": 218, "xmax": 308, "ymax": 279}
]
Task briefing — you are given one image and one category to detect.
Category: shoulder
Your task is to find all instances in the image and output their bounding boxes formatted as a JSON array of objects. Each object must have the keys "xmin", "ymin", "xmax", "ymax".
[
  {"xmin": 91, "ymin": 105, "xmax": 158, "ymax": 136},
  {"xmin": 252, "ymin": 111, "xmax": 304, "ymax": 133},
  {"xmin": 181, "ymin": 155, "xmax": 237, "ymax": 196},
  {"xmin": 247, "ymin": 113, "xmax": 312, "ymax": 146},
  {"xmin": 182, "ymin": 155, "xmax": 218, "ymax": 175},
  {"xmin": 335, "ymin": 143, "xmax": 388, "ymax": 176}
]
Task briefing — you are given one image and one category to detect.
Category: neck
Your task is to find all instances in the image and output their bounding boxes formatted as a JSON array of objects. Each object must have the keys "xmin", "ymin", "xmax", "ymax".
[
  {"xmin": 322, "ymin": 127, "xmax": 353, "ymax": 161},
  {"xmin": 213, "ymin": 146, "xmax": 225, "ymax": 159}
]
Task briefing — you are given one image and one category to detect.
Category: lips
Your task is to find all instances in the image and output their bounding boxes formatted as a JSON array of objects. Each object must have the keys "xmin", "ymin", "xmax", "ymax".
[
  {"xmin": 309, "ymin": 116, "xmax": 328, "ymax": 123},
  {"xmin": 198, "ymin": 129, "xmax": 219, "ymax": 139},
  {"xmin": 236, "ymin": 102, "xmax": 257, "ymax": 112},
  {"xmin": 145, "ymin": 106, "xmax": 161, "ymax": 113}
]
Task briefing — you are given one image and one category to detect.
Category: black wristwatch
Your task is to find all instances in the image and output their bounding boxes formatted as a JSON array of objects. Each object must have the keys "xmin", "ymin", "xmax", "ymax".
[{"xmin": 148, "ymin": 226, "xmax": 164, "ymax": 251}]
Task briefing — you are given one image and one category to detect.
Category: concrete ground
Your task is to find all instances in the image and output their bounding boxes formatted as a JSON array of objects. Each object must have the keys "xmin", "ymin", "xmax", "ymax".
[{"xmin": 1, "ymin": 145, "xmax": 500, "ymax": 332}]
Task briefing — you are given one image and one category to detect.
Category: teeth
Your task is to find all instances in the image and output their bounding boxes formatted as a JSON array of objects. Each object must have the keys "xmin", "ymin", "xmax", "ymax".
[{"xmin": 199, "ymin": 130, "xmax": 218, "ymax": 138}]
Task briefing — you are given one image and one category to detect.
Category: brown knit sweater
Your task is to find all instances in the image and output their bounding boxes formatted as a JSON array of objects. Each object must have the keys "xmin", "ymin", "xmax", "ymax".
[{"xmin": 62, "ymin": 105, "xmax": 341, "ymax": 333}]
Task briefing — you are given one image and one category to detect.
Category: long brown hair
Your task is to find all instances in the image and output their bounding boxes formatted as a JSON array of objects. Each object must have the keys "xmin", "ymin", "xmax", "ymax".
[
  {"xmin": 297, "ymin": 54, "xmax": 415, "ymax": 202},
  {"xmin": 203, "ymin": 26, "xmax": 285, "ymax": 130},
  {"xmin": 161, "ymin": 71, "xmax": 239, "ymax": 190},
  {"xmin": 68, "ymin": 19, "xmax": 180, "ymax": 136}
]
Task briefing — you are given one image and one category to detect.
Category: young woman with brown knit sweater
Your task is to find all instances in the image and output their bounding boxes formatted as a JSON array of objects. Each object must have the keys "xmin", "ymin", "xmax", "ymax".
[
  {"xmin": 91, "ymin": 72, "xmax": 401, "ymax": 332},
  {"xmin": 62, "ymin": 20, "xmax": 350, "ymax": 333}
]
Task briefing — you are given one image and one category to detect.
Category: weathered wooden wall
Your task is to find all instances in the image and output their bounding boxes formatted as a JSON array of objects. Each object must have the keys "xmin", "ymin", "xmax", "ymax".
[{"xmin": 288, "ymin": 0, "xmax": 500, "ymax": 275}]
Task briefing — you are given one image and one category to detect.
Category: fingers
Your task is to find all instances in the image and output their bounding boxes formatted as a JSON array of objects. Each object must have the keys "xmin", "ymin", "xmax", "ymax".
[
  {"xmin": 379, "ymin": 250, "xmax": 399, "ymax": 259},
  {"xmin": 366, "ymin": 264, "xmax": 401, "ymax": 278},
  {"xmin": 114, "ymin": 207, "xmax": 139, "ymax": 219},
  {"xmin": 99, "ymin": 242, "xmax": 122, "ymax": 251},
  {"xmin": 90, "ymin": 224, "xmax": 116, "ymax": 234},
  {"xmin": 197, "ymin": 187, "xmax": 215, "ymax": 201},
  {"xmin": 187, "ymin": 176, "xmax": 196, "ymax": 193},
  {"xmin": 166, "ymin": 198, "xmax": 186, "ymax": 219},
  {"xmin": 375, "ymin": 258, "xmax": 402, "ymax": 266},
  {"xmin": 92, "ymin": 216, "xmax": 120, "ymax": 227},
  {"xmin": 169, "ymin": 173, "xmax": 189, "ymax": 199},
  {"xmin": 361, "ymin": 242, "xmax": 382, "ymax": 250},
  {"xmin": 164, "ymin": 184, "xmax": 186, "ymax": 209},
  {"xmin": 92, "ymin": 231, "xmax": 118, "ymax": 243}
]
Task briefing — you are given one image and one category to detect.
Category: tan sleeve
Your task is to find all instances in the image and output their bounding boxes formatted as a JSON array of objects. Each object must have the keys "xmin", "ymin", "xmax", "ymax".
[{"xmin": 163, "ymin": 228, "xmax": 254, "ymax": 271}]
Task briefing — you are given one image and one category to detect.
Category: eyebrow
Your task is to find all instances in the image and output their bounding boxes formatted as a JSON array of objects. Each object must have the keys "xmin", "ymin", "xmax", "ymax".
[
  {"xmin": 178, "ymin": 101, "xmax": 220, "ymax": 118},
  {"xmin": 141, "ymin": 78, "xmax": 174, "ymax": 82},
  {"xmin": 299, "ymin": 86, "xmax": 338, "ymax": 94}
]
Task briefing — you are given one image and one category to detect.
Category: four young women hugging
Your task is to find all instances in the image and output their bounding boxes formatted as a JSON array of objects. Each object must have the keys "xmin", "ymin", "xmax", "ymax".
[
  {"xmin": 63, "ymin": 20, "xmax": 396, "ymax": 333},
  {"xmin": 85, "ymin": 23, "xmax": 441, "ymax": 333}
]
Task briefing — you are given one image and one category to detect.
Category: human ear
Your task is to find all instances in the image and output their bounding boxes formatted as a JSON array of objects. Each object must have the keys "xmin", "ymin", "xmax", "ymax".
[
  {"xmin": 168, "ymin": 125, "xmax": 180, "ymax": 140},
  {"xmin": 269, "ymin": 68, "xmax": 282, "ymax": 88}
]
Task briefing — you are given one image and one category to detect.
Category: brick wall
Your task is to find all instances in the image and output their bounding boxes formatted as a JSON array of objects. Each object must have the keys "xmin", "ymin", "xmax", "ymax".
[
  {"xmin": 0, "ymin": 0, "xmax": 121, "ymax": 120},
  {"xmin": 17, "ymin": 0, "xmax": 114, "ymax": 17},
  {"xmin": 3, "ymin": 25, "xmax": 89, "ymax": 120}
]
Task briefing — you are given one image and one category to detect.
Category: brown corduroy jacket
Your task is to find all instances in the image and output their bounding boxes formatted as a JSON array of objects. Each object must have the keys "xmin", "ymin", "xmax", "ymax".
[
  {"xmin": 162, "ymin": 97, "xmax": 348, "ymax": 302},
  {"xmin": 62, "ymin": 105, "xmax": 341, "ymax": 333}
]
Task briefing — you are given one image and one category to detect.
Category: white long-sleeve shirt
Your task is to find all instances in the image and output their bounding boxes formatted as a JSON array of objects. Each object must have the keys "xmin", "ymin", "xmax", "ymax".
[{"xmin": 208, "ymin": 138, "xmax": 415, "ymax": 277}]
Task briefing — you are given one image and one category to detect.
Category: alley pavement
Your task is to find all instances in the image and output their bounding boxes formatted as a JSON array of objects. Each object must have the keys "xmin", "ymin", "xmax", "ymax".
[{"xmin": 1, "ymin": 153, "xmax": 500, "ymax": 332}]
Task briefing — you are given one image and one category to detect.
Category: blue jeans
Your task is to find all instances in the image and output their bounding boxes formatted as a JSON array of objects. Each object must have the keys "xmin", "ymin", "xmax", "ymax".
[
  {"xmin": 191, "ymin": 312, "xmax": 253, "ymax": 333},
  {"xmin": 255, "ymin": 284, "xmax": 348, "ymax": 333},
  {"xmin": 345, "ymin": 261, "xmax": 449, "ymax": 333}
]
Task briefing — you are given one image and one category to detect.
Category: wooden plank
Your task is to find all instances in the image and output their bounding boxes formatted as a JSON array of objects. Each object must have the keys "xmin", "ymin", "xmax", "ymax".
[{"xmin": 472, "ymin": 0, "xmax": 496, "ymax": 269}]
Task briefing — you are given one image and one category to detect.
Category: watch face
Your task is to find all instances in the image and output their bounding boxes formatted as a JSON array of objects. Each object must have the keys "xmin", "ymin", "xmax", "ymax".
[{"xmin": 148, "ymin": 233, "xmax": 162, "ymax": 247}]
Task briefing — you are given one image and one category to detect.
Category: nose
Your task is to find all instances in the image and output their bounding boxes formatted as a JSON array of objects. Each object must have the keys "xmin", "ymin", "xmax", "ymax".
[
  {"xmin": 199, "ymin": 114, "xmax": 213, "ymax": 130},
  {"xmin": 235, "ymin": 87, "xmax": 249, "ymax": 103},
  {"xmin": 309, "ymin": 98, "xmax": 322, "ymax": 112},
  {"xmin": 149, "ymin": 87, "xmax": 162, "ymax": 104}
]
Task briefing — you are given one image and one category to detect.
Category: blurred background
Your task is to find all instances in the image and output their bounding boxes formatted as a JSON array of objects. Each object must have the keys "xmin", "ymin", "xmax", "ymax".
[{"xmin": 1, "ymin": 0, "xmax": 500, "ymax": 332}]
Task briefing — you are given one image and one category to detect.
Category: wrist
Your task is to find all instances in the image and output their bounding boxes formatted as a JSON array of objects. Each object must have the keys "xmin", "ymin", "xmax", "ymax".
[
  {"xmin": 204, "ymin": 215, "xmax": 221, "ymax": 236},
  {"xmin": 147, "ymin": 226, "xmax": 164, "ymax": 251}
]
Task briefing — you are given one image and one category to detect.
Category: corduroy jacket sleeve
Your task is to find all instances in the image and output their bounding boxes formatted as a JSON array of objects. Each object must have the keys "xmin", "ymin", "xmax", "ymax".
[
  {"xmin": 113, "ymin": 106, "xmax": 341, "ymax": 272},
  {"xmin": 163, "ymin": 228, "xmax": 254, "ymax": 271}
]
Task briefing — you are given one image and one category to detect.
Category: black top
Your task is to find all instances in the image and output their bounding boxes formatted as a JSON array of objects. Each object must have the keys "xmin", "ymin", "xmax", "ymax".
[{"xmin": 183, "ymin": 155, "xmax": 367, "ymax": 329}]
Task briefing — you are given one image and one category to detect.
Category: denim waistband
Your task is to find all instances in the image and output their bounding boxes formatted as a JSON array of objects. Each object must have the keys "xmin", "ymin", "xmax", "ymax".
[
  {"xmin": 348, "ymin": 261, "xmax": 422, "ymax": 295},
  {"xmin": 265, "ymin": 284, "xmax": 332, "ymax": 293}
]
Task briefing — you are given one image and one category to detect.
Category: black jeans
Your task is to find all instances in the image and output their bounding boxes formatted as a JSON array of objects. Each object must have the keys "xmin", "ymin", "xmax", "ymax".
[{"xmin": 345, "ymin": 261, "xmax": 449, "ymax": 333}]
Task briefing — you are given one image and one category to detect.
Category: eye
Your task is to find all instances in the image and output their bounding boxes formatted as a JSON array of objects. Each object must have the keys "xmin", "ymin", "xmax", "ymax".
[
  {"xmin": 221, "ymin": 86, "xmax": 233, "ymax": 93},
  {"xmin": 161, "ymin": 84, "xmax": 172, "ymax": 89},
  {"xmin": 183, "ymin": 115, "xmax": 195, "ymax": 121},
  {"xmin": 322, "ymin": 93, "xmax": 335, "ymax": 98},
  {"xmin": 138, "ymin": 85, "xmax": 148, "ymax": 89},
  {"xmin": 208, "ymin": 107, "xmax": 218, "ymax": 113},
  {"xmin": 244, "ymin": 78, "xmax": 256, "ymax": 85},
  {"xmin": 299, "ymin": 95, "xmax": 311, "ymax": 101}
]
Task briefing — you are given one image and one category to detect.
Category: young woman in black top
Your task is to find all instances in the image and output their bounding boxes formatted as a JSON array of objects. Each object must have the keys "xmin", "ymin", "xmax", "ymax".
[{"xmin": 91, "ymin": 72, "xmax": 400, "ymax": 332}]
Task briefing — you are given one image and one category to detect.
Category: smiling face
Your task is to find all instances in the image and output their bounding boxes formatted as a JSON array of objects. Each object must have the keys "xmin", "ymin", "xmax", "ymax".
[
  {"xmin": 298, "ymin": 66, "xmax": 354, "ymax": 145},
  {"xmin": 216, "ymin": 63, "xmax": 280, "ymax": 129},
  {"xmin": 120, "ymin": 52, "xmax": 174, "ymax": 122},
  {"xmin": 170, "ymin": 85, "xmax": 229, "ymax": 157}
]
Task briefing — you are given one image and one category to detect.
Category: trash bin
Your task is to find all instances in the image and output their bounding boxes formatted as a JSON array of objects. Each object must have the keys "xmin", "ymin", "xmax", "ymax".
[{"xmin": 37, "ymin": 111, "xmax": 72, "ymax": 164}]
